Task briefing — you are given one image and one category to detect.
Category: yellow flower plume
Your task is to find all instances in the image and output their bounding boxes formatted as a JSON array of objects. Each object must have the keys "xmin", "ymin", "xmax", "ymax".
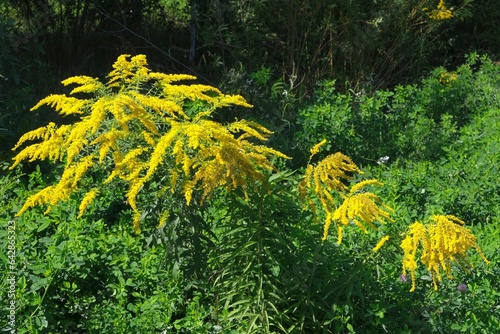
[
  {"xmin": 309, "ymin": 139, "xmax": 327, "ymax": 161},
  {"xmin": 372, "ymin": 236, "xmax": 390, "ymax": 253},
  {"xmin": 328, "ymin": 179, "xmax": 393, "ymax": 242},
  {"xmin": 401, "ymin": 215, "xmax": 489, "ymax": 292},
  {"xmin": 78, "ymin": 188, "xmax": 99, "ymax": 218}
]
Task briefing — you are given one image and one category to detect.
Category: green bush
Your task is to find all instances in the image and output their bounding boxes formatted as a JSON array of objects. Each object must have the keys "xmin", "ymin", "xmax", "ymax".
[
  {"xmin": 295, "ymin": 54, "xmax": 500, "ymax": 166},
  {"xmin": 0, "ymin": 166, "xmax": 183, "ymax": 333},
  {"xmin": 366, "ymin": 105, "xmax": 500, "ymax": 225}
]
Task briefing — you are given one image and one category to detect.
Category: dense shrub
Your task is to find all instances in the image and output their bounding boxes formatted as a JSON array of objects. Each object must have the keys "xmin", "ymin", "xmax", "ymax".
[{"xmin": 295, "ymin": 54, "xmax": 500, "ymax": 166}]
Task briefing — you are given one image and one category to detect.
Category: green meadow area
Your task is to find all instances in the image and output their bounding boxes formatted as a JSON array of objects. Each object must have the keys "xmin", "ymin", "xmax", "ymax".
[{"xmin": 1, "ymin": 1, "xmax": 499, "ymax": 333}]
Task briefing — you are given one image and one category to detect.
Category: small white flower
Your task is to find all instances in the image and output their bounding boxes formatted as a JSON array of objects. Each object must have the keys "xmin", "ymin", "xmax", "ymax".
[{"xmin": 377, "ymin": 156, "xmax": 389, "ymax": 165}]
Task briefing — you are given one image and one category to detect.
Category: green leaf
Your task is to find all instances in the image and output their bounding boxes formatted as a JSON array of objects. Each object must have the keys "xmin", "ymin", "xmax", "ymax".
[{"xmin": 36, "ymin": 219, "xmax": 51, "ymax": 232}]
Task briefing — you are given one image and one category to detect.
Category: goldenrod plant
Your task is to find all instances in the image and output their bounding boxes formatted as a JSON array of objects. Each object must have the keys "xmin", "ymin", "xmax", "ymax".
[
  {"xmin": 299, "ymin": 139, "xmax": 393, "ymax": 243},
  {"xmin": 425, "ymin": 0, "xmax": 453, "ymax": 20},
  {"xmin": 401, "ymin": 215, "xmax": 489, "ymax": 292},
  {"xmin": 4, "ymin": 54, "xmax": 497, "ymax": 333},
  {"xmin": 11, "ymin": 55, "xmax": 486, "ymax": 328}
]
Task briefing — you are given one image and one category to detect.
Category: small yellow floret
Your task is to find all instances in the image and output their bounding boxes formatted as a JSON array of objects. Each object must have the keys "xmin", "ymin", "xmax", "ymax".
[{"xmin": 372, "ymin": 235, "xmax": 390, "ymax": 253}]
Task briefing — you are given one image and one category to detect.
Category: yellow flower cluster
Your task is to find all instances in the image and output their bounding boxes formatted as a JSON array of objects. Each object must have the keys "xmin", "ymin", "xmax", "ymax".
[
  {"xmin": 299, "ymin": 143, "xmax": 393, "ymax": 243},
  {"xmin": 309, "ymin": 139, "xmax": 327, "ymax": 160},
  {"xmin": 425, "ymin": 0, "xmax": 453, "ymax": 20},
  {"xmin": 439, "ymin": 72, "xmax": 458, "ymax": 85},
  {"xmin": 11, "ymin": 54, "xmax": 287, "ymax": 232},
  {"xmin": 331, "ymin": 180, "xmax": 393, "ymax": 241},
  {"xmin": 113, "ymin": 117, "xmax": 289, "ymax": 231},
  {"xmin": 401, "ymin": 215, "xmax": 489, "ymax": 292}
]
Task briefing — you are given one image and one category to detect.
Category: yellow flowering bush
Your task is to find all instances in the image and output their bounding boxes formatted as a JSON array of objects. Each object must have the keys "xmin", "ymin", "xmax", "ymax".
[
  {"xmin": 299, "ymin": 140, "xmax": 393, "ymax": 243},
  {"xmin": 401, "ymin": 215, "xmax": 489, "ymax": 292},
  {"xmin": 11, "ymin": 54, "xmax": 289, "ymax": 232},
  {"xmin": 425, "ymin": 0, "xmax": 453, "ymax": 20}
]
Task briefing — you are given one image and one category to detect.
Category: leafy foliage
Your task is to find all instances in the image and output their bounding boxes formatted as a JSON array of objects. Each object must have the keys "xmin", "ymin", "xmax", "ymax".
[
  {"xmin": 295, "ymin": 54, "xmax": 500, "ymax": 166},
  {"xmin": 0, "ymin": 167, "xmax": 182, "ymax": 333},
  {"xmin": 1, "ymin": 54, "xmax": 498, "ymax": 334}
]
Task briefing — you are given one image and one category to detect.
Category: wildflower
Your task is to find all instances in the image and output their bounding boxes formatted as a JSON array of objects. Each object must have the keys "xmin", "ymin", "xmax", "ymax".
[
  {"xmin": 400, "ymin": 274, "xmax": 408, "ymax": 283},
  {"xmin": 372, "ymin": 235, "xmax": 390, "ymax": 253},
  {"xmin": 309, "ymin": 139, "xmax": 327, "ymax": 161},
  {"xmin": 425, "ymin": 0, "xmax": 453, "ymax": 20},
  {"xmin": 11, "ymin": 54, "xmax": 288, "ymax": 232},
  {"xmin": 331, "ymin": 180, "xmax": 393, "ymax": 242},
  {"xmin": 377, "ymin": 156, "xmax": 389, "ymax": 165},
  {"xmin": 62, "ymin": 76, "xmax": 105, "ymax": 95},
  {"xmin": 300, "ymin": 150, "xmax": 392, "ymax": 243},
  {"xmin": 401, "ymin": 215, "xmax": 489, "ymax": 292},
  {"xmin": 157, "ymin": 210, "xmax": 170, "ymax": 229},
  {"xmin": 78, "ymin": 188, "xmax": 99, "ymax": 218},
  {"xmin": 439, "ymin": 72, "xmax": 458, "ymax": 85}
]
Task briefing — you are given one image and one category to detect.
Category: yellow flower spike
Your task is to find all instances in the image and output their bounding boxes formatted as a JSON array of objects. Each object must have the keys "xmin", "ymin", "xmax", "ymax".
[
  {"xmin": 336, "ymin": 226, "xmax": 343, "ymax": 245},
  {"xmin": 372, "ymin": 236, "xmax": 390, "ymax": 253},
  {"xmin": 228, "ymin": 120, "xmax": 273, "ymax": 142},
  {"xmin": 157, "ymin": 210, "xmax": 170, "ymax": 229},
  {"xmin": 148, "ymin": 72, "xmax": 197, "ymax": 84},
  {"xmin": 15, "ymin": 186, "xmax": 55, "ymax": 217},
  {"xmin": 129, "ymin": 92, "xmax": 188, "ymax": 120},
  {"xmin": 30, "ymin": 95, "xmax": 88, "ymax": 116},
  {"xmin": 322, "ymin": 212, "xmax": 333, "ymax": 241},
  {"xmin": 309, "ymin": 139, "xmax": 327, "ymax": 161},
  {"xmin": 118, "ymin": 94, "xmax": 159, "ymax": 135},
  {"xmin": 184, "ymin": 182, "xmax": 195, "ymax": 205},
  {"xmin": 126, "ymin": 180, "xmax": 144, "ymax": 213},
  {"xmin": 401, "ymin": 215, "xmax": 489, "ymax": 292},
  {"xmin": 107, "ymin": 54, "xmax": 150, "ymax": 88},
  {"xmin": 62, "ymin": 75, "xmax": 105, "ymax": 95},
  {"xmin": 349, "ymin": 179, "xmax": 384, "ymax": 195},
  {"xmin": 10, "ymin": 122, "xmax": 57, "ymax": 153},
  {"xmin": 132, "ymin": 213, "xmax": 142, "ymax": 234},
  {"xmin": 72, "ymin": 155, "xmax": 95, "ymax": 188}
]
